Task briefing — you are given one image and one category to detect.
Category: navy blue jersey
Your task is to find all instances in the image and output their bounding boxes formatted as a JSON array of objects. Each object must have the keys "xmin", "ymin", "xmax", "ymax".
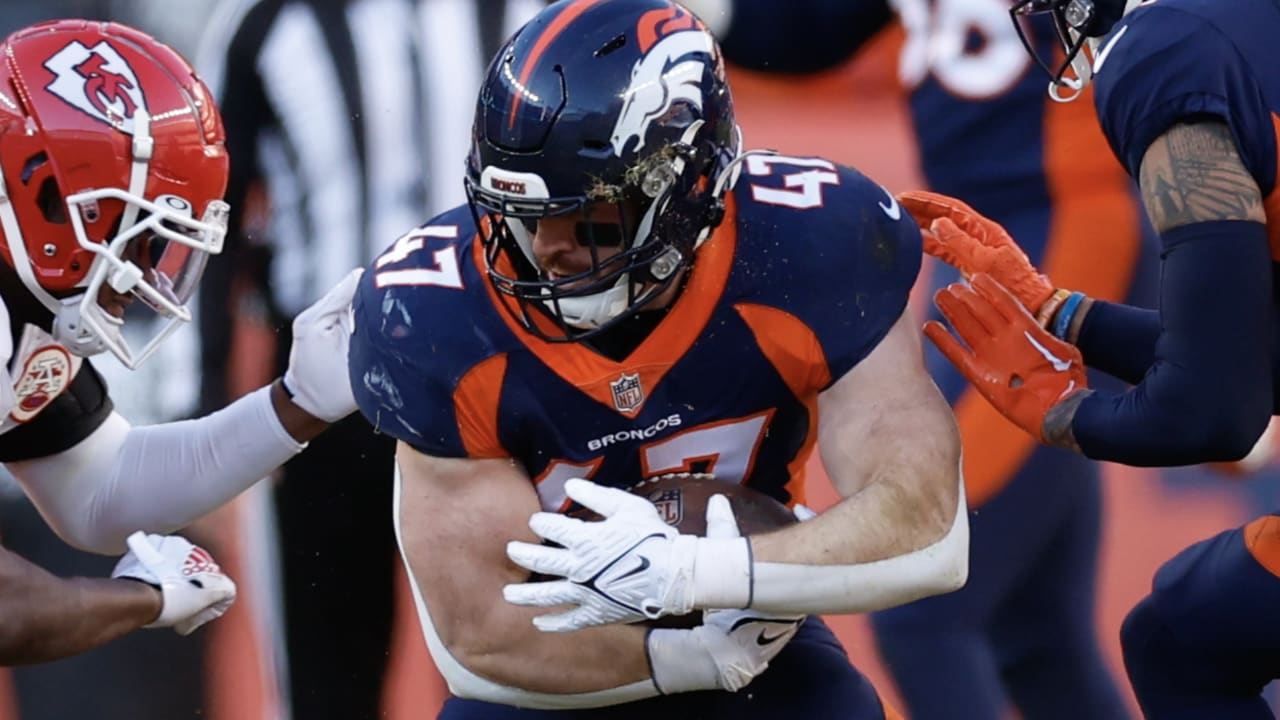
[
  {"xmin": 1093, "ymin": 0, "xmax": 1280, "ymax": 230},
  {"xmin": 350, "ymin": 155, "xmax": 920, "ymax": 511}
]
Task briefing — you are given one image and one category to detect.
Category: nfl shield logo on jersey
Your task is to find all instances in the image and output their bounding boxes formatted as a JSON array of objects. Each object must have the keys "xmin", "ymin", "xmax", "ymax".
[{"xmin": 610, "ymin": 372, "xmax": 644, "ymax": 413}]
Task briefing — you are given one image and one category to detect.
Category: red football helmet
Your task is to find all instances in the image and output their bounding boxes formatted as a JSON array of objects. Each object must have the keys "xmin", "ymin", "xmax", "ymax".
[{"xmin": 0, "ymin": 20, "xmax": 229, "ymax": 368}]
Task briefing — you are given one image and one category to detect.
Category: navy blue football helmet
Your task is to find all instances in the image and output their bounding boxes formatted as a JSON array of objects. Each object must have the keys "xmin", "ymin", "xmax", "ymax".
[
  {"xmin": 465, "ymin": 0, "xmax": 740, "ymax": 342},
  {"xmin": 1010, "ymin": 0, "xmax": 1128, "ymax": 99}
]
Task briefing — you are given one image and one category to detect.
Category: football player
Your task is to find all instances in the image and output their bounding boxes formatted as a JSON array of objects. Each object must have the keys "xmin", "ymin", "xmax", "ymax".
[
  {"xmin": 350, "ymin": 0, "xmax": 967, "ymax": 715},
  {"xmin": 912, "ymin": 0, "xmax": 1280, "ymax": 714},
  {"xmin": 0, "ymin": 21, "xmax": 358, "ymax": 663},
  {"xmin": 679, "ymin": 0, "xmax": 1151, "ymax": 715}
]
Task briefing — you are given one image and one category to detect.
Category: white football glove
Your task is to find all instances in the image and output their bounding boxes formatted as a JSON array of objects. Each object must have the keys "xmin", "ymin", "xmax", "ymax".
[
  {"xmin": 282, "ymin": 268, "xmax": 363, "ymax": 422},
  {"xmin": 646, "ymin": 499, "xmax": 801, "ymax": 694},
  {"xmin": 504, "ymin": 478, "xmax": 750, "ymax": 632},
  {"xmin": 111, "ymin": 532, "xmax": 237, "ymax": 636}
]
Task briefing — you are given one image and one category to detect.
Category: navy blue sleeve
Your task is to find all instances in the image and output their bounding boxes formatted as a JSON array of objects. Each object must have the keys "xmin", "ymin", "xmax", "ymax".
[
  {"xmin": 1071, "ymin": 221, "xmax": 1274, "ymax": 465},
  {"xmin": 1093, "ymin": 7, "xmax": 1277, "ymax": 190},
  {"xmin": 759, "ymin": 167, "xmax": 923, "ymax": 384},
  {"xmin": 719, "ymin": 0, "xmax": 893, "ymax": 74},
  {"xmin": 1076, "ymin": 300, "xmax": 1160, "ymax": 384},
  {"xmin": 348, "ymin": 268, "xmax": 469, "ymax": 457}
]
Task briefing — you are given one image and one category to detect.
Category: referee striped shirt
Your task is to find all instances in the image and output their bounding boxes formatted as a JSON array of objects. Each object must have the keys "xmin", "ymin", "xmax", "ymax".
[{"xmin": 195, "ymin": 0, "xmax": 540, "ymax": 407}]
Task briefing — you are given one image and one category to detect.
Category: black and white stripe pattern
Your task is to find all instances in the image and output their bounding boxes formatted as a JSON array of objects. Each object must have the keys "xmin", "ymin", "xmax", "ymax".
[{"xmin": 199, "ymin": 0, "xmax": 541, "ymax": 315}]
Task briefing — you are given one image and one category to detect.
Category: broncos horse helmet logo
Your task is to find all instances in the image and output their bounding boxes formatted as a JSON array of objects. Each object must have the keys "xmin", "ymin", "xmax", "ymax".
[
  {"xmin": 43, "ymin": 40, "xmax": 147, "ymax": 134},
  {"xmin": 609, "ymin": 7, "xmax": 716, "ymax": 157}
]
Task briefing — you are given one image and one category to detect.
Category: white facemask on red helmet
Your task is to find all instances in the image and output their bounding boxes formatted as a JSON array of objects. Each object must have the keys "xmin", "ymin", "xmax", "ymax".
[{"xmin": 0, "ymin": 20, "xmax": 229, "ymax": 368}]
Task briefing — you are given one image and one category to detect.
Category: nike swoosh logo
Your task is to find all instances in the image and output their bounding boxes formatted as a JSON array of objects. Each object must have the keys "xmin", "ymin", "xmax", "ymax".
[
  {"xmin": 1024, "ymin": 331, "xmax": 1071, "ymax": 372},
  {"xmin": 756, "ymin": 628, "xmax": 791, "ymax": 645},
  {"xmin": 1092, "ymin": 25, "xmax": 1128, "ymax": 74},
  {"xmin": 878, "ymin": 186, "xmax": 901, "ymax": 220},
  {"xmin": 613, "ymin": 555, "xmax": 650, "ymax": 582}
]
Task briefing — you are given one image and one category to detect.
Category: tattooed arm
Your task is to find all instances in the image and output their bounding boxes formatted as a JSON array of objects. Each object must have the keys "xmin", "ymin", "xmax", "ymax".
[
  {"xmin": 1137, "ymin": 121, "xmax": 1266, "ymax": 232},
  {"xmin": 1043, "ymin": 120, "xmax": 1274, "ymax": 464}
]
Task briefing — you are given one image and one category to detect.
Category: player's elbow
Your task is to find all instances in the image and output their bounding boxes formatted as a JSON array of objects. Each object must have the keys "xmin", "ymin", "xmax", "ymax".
[
  {"xmin": 1211, "ymin": 400, "xmax": 1272, "ymax": 462},
  {"xmin": 40, "ymin": 509, "xmax": 131, "ymax": 555},
  {"xmin": 439, "ymin": 625, "xmax": 553, "ymax": 700},
  {"xmin": 923, "ymin": 491, "xmax": 970, "ymax": 596},
  {"xmin": 429, "ymin": 630, "xmax": 524, "ymax": 704},
  {"xmin": 1168, "ymin": 396, "xmax": 1271, "ymax": 464},
  {"xmin": 444, "ymin": 648, "xmax": 509, "ymax": 699},
  {"xmin": 438, "ymin": 665, "xmax": 496, "ymax": 703}
]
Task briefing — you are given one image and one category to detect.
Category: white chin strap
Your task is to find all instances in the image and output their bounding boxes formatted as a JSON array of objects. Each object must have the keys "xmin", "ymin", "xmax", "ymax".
[
  {"xmin": 1049, "ymin": 0, "xmax": 1145, "ymax": 104},
  {"xmin": 552, "ymin": 281, "xmax": 633, "ymax": 331},
  {"xmin": 1048, "ymin": 33, "xmax": 1095, "ymax": 103}
]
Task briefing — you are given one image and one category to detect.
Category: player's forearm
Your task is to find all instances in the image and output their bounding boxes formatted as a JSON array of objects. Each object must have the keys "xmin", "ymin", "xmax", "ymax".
[
  {"xmin": 719, "ymin": 358, "xmax": 969, "ymax": 615},
  {"xmin": 11, "ymin": 386, "xmax": 304, "ymax": 554},
  {"xmin": 423, "ymin": 594, "xmax": 698, "ymax": 708},
  {"xmin": 442, "ymin": 606, "xmax": 652, "ymax": 694},
  {"xmin": 1056, "ymin": 222, "xmax": 1273, "ymax": 464},
  {"xmin": 269, "ymin": 378, "xmax": 331, "ymax": 442},
  {"xmin": 0, "ymin": 552, "xmax": 160, "ymax": 665},
  {"xmin": 742, "ymin": 469, "xmax": 968, "ymax": 614},
  {"xmin": 1071, "ymin": 299, "xmax": 1160, "ymax": 384}
]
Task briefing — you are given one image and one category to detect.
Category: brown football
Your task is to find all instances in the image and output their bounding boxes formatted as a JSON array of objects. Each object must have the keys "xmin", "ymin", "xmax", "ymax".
[
  {"xmin": 625, "ymin": 473, "xmax": 797, "ymax": 536},
  {"xmin": 624, "ymin": 473, "xmax": 797, "ymax": 628}
]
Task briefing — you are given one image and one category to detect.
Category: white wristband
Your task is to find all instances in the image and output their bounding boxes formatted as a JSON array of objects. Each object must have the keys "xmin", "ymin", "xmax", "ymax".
[
  {"xmin": 691, "ymin": 536, "xmax": 752, "ymax": 609},
  {"xmin": 645, "ymin": 628, "xmax": 721, "ymax": 694}
]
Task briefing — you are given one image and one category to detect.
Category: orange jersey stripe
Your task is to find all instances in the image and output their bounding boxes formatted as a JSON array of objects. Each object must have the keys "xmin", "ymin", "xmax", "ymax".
[
  {"xmin": 454, "ymin": 352, "xmax": 510, "ymax": 457},
  {"xmin": 733, "ymin": 301, "xmax": 831, "ymax": 506},
  {"xmin": 1244, "ymin": 514, "xmax": 1280, "ymax": 578},
  {"xmin": 478, "ymin": 196, "xmax": 740, "ymax": 419},
  {"xmin": 733, "ymin": 302, "xmax": 832, "ymax": 399},
  {"xmin": 955, "ymin": 87, "xmax": 1143, "ymax": 507},
  {"xmin": 506, "ymin": 0, "xmax": 604, "ymax": 129}
]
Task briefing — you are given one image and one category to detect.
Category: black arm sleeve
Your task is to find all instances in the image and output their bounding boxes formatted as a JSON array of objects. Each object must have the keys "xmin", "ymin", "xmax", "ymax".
[
  {"xmin": 1072, "ymin": 220, "xmax": 1274, "ymax": 466},
  {"xmin": 0, "ymin": 362, "xmax": 113, "ymax": 462},
  {"xmin": 720, "ymin": 0, "xmax": 894, "ymax": 74}
]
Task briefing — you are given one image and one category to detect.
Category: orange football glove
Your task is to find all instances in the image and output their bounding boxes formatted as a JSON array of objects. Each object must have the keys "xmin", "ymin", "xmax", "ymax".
[
  {"xmin": 899, "ymin": 190, "xmax": 1067, "ymax": 326},
  {"xmin": 925, "ymin": 273, "xmax": 1089, "ymax": 443}
]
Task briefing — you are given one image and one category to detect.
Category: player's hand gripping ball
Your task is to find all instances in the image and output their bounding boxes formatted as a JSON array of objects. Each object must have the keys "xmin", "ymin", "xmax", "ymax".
[
  {"xmin": 630, "ymin": 473, "xmax": 795, "ymax": 627},
  {"xmin": 516, "ymin": 473, "xmax": 796, "ymax": 629}
]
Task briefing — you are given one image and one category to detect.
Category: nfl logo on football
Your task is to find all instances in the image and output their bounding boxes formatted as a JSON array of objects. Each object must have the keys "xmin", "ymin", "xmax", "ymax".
[
  {"xmin": 610, "ymin": 372, "xmax": 644, "ymax": 412},
  {"xmin": 650, "ymin": 489, "xmax": 683, "ymax": 527}
]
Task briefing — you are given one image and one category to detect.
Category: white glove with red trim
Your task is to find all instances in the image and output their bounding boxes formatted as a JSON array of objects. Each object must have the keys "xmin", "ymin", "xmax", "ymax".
[{"xmin": 112, "ymin": 532, "xmax": 237, "ymax": 636}]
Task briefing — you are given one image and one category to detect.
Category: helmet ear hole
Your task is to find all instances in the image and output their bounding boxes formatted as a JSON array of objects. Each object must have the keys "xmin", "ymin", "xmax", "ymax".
[
  {"xmin": 20, "ymin": 151, "xmax": 46, "ymax": 184},
  {"xmin": 35, "ymin": 177, "xmax": 66, "ymax": 224}
]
